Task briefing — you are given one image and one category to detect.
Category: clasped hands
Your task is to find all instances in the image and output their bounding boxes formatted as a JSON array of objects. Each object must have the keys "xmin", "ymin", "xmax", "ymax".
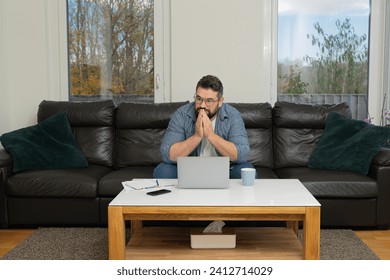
[{"xmin": 195, "ymin": 108, "xmax": 214, "ymax": 139}]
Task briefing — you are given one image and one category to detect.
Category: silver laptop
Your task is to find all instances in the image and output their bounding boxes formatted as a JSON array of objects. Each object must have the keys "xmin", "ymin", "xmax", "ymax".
[{"xmin": 177, "ymin": 157, "xmax": 230, "ymax": 189}]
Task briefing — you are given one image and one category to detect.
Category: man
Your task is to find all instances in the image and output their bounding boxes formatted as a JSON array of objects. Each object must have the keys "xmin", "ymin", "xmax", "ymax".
[{"xmin": 153, "ymin": 75, "xmax": 253, "ymax": 178}]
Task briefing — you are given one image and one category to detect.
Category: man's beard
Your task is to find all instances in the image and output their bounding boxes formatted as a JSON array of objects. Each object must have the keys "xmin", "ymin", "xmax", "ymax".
[{"xmin": 195, "ymin": 107, "xmax": 219, "ymax": 119}]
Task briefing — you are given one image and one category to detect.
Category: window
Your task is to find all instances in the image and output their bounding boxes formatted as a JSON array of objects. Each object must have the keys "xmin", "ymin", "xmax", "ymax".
[
  {"xmin": 67, "ymin": 0, "xmax": 154, "ymax": 103},
  {"xmin": 277, "ymin": 0, "xmax": 370, "ymax": 120}
]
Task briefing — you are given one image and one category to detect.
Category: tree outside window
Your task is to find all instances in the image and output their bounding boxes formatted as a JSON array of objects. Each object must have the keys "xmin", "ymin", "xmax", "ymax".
[
  {"xmin": 67, "ymin": 0, "xmax": 154, "ymax": 103},
  {"xmin": 278, "ymin": 0, "xmax": 370, "ymax": 120}
]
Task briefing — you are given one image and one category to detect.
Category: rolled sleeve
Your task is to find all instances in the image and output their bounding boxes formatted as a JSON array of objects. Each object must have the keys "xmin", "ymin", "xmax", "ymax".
[
  {"xmin": 225, "ymin": 109, "xmax": 250, "ymax": 163},
  {"xmin": 160, "ymin": 104, "xmax": 194, "ymax": 163}
]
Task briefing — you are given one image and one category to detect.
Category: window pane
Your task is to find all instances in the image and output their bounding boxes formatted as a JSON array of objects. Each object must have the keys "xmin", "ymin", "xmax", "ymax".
[
  {"xmin": 278, "ymin": 0, "xmax": 370, "ymax": 120},
  {"xmin": 67, "ymin": 0, "xmax": 154, "ymax": 103}
]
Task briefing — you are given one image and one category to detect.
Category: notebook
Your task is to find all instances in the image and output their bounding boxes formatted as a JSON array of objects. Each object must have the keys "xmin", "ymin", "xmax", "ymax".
[{"xmin": 177, "ymin": 156, "xmax": 230, "ymax": 189}]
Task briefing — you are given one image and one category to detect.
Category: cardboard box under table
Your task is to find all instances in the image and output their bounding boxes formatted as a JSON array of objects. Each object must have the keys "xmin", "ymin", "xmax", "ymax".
[{"xmin": 190, "ymin": 228, "xmax": 236, "ymax": 249}]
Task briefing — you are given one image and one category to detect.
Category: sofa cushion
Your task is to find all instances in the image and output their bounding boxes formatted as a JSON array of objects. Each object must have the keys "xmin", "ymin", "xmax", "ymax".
[
  {"xmin": 308, "ymin": 112, "xmax": 390, "ymax": 175},
  {"xmin": 275, "ymin": 167, "xmax": 378, "ymax": 198},
  {"xmin": 6, "ymin": 165, "xmax": 112, "ymax": 198},
  {"xmin": 254, "ymin": 167, "xmax": 279, "ymax": 179},
  {"xmin": 114, "ymin": 102, "xmax": 188, "ymax": 168},
  {"xmin": 0, "ymin": 112, "xmax": 88, "ymax": 173},
  {"xmin": 99, "ymin": 166, "xmax": 156, "ymax": 197},
  {"xmin": 38, "ymin": 100, "xmax": 116, "ymax": 168},
  {"xmin": 230, "ymin": 103, "xmax": 273, "ymax": 168},
  {"xmin": 273, "ymin": 101, "xmax": 352, "ymax": 128},
  {"xmin": 273, "ymin": 101, "xmax": 351, "ymax": 169}
]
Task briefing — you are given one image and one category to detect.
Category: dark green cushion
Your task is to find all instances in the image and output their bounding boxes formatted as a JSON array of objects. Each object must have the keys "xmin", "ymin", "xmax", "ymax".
[
  {"xmin": 308, "ymin": 112, "xmax": 390, "ymax": 175},
  {"xmin": 0, "ymin": 112, "xmax": 88, "ymax": 173}
]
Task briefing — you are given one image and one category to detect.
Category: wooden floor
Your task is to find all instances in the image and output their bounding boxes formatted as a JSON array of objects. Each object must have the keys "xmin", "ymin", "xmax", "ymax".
[
  {"xmin": 0, "ymin": 229, "xmax": 35, "ymax": 257},
  {"xmin": 355, "ymin": 229, "xmax": 390, "ymax": 259},
  {"xmin": 0, "ymin": 228, "xmax": 389, "ymax": 259}
]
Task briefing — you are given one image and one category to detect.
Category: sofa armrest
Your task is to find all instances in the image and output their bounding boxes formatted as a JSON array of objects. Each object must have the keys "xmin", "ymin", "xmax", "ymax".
[
  {"xmin": 0, "ymin": 148, "xmax": 13, "ymax": 179},
  {"xmin": 0, "ymin": 148, "xmax": 13, "ymax": 180},
  {"xmin": 0, "ymin": 148, "xmax": 12, "ymax": 167},
  {"xmin": 0, "ymin": 149, "xmax": 11, "ymax": 226},
  {"xmin": 369, "ymin": 147, "xmax": 390, "ymax": 227},
  {"xmin": 371, "ymin": 147, "xmax": 390, "ymax": 167}
]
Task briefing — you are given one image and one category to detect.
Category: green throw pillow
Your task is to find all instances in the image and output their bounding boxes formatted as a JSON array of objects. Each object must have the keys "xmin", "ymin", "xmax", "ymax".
[
  {"xmin": 0, "ymin": 112, "xmax": 88, "ymax": 173},
  {"xmin": 308, "ymin": 112, "xmax": 390, "ymax": 175}
]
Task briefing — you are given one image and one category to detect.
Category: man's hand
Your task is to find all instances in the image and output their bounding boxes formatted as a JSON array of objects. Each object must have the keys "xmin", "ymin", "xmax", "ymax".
[
  {"xmin": 195, "ymin": 109, "xmax": 204, "ymax": 138},
  {"xmin": 201, "ymin": 110, "xmax": 214, "ymax": 138},
  {"xmin": 195, "ymin": 109, "xmax": 214, "ymax": 139}
]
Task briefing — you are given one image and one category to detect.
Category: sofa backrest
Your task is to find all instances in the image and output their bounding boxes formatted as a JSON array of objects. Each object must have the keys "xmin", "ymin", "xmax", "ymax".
[
  {"xmin": 114, "ymin": 101, "xmax": 188, "ymax": 168},
  {"xmin": 272, "ymin": 101, "xmax": 351, "ymax": 169},
  {"xmin": 230, "ymin": 103, "xmax": 273, "ymax": 168},
  {"xmin": 37, "ymin": 100, "xmax": 116, "ymax": 168}
]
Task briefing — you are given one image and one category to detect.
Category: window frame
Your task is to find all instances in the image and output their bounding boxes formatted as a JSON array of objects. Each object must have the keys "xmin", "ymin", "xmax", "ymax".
[
  {"xmin": 367, "ymin": 0, "xmax": 386, "ymax": 125},
  {"xmin": 48, "ymin": 0, "xmax": 166, "ymax": 103}
]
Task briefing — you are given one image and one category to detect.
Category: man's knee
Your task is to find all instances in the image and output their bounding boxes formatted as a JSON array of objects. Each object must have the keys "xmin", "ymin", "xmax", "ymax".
[
  {"xmin": 153, "ymin": 163, "xmax": 178, "ymax": 178},
  {"xmin": 230, "ymin": 162, "xmax": 255, "ymax": 179}
]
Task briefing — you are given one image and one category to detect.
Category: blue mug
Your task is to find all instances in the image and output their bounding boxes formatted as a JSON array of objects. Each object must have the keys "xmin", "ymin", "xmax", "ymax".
[{"xmin": 241, "ymin": 168, "xmax": 256, "ymax": 186}]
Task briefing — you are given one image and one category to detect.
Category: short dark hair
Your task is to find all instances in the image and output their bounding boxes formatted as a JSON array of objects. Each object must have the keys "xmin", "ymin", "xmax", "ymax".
[{"xmin": 196, "ymin": 75, "xmax": 223, "ymax": 99}]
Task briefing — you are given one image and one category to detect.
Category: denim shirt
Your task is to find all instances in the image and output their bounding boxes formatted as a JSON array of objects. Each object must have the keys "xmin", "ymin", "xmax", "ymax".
[{"xmin": 160, "ymin": 102, "xmax": 250, "ymax": 163}]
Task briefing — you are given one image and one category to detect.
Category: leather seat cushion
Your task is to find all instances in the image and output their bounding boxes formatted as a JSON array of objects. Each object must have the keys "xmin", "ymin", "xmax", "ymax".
[
  {"xmin": 6, "ymin": 165, "xmax": 112, "ymax": 198},
  {"xmin": 255, "ymin": 167, "xmax": 279, "ymax": 179},
  {"xmin": 231, "ymin": 103, "xmax": 273, "ymax": 168},
  {"xmin": 99, "ymin": 166, "xmax": 156, "ymax": 197},
  {"xmin": 275, "ymin": 167, "xmax": 378, "ymax": 198}
]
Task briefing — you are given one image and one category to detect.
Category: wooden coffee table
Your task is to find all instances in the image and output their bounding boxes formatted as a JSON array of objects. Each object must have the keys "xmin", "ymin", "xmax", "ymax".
[{"xmin": 108, "ymin": 179, "xmax": 321, "ymax": 260}]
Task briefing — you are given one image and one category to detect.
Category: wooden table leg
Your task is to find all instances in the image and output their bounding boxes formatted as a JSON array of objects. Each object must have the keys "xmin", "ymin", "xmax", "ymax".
[
  {"xmin": 131, "ymin": 220, "xmax": 142, "ymax": 236},
  {"xmin": 286, "ymin": 221, "xmax": 299, "ymax": 237},
  {"xmin": 303, "ymin": 206, "xmax": 321, "ymax": 260},
  {"xmin": 108, "ymin": 206, "xmax": 126, "ymax": 260}
]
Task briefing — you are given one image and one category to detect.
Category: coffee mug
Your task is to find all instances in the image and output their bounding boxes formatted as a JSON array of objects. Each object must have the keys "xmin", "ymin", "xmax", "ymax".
[{"xmin": 241, "ymin": 168, "xmax": 256, "ymax": 186}]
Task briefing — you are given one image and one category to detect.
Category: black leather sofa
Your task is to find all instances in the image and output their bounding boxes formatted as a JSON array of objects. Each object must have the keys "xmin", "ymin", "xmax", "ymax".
[{"xmin": 1, "ymin": 100, "xmax": 390, "ymax": 228}]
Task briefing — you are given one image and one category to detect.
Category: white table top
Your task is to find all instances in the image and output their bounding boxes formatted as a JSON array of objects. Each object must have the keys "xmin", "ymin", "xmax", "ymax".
[{"xmin": 109, "ymin": 179, "xmax": 320, "ymax": 207}]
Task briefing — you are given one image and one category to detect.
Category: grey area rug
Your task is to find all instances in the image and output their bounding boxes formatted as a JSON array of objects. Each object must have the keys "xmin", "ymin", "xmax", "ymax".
[{"xmin": 2, "ymin": 227, "xmax": 379, "ymax": 260}]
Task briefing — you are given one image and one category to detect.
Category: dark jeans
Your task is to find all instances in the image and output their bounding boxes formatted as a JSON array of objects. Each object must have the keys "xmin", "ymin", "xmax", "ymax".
[{"xmin": 153, "ymin": 161, "xmax": 255, "ymax": 179}]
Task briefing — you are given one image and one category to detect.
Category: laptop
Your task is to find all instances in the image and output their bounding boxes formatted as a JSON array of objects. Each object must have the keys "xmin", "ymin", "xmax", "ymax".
[{"xmin": 177, "ymin": 156, "xmax": 230, "ymax": 189}]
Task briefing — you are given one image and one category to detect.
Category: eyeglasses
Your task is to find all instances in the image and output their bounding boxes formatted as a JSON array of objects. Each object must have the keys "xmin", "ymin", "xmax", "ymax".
[{"xmin": 194, "ymin": 95, "xmax": 219, "ymax": 106}]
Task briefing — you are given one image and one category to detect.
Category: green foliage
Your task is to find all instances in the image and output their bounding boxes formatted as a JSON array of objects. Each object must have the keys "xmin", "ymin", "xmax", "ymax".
[
  {"xmin": 281, "ymin": 66, "xmax": 309, "ymax": 94},
  {"xmin": 304, "ymin": 18, "xmax": 368, "ymax": 94}
]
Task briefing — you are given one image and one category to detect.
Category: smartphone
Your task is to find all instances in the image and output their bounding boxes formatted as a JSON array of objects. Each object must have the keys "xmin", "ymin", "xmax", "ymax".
[{"xmin": 146, "ymin": 189, "xmax": 171, "ymax": 196}]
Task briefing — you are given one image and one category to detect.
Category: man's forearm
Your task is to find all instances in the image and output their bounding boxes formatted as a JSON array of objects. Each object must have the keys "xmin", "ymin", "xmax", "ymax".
[
  {"xmin": 169, "ymin": 135, "xmax": 202, "ymax": 161},
  {"xmin": 207, "ymin": 133, "xmax": 238, "ymax": 161}
]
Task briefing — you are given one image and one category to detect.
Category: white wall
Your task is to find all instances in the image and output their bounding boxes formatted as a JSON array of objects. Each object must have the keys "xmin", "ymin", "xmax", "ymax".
[
  {"xmin": 170, "ymin": 0, "xmax": 272, "ymax": 103},
  {"xmin": 0, "ymin": 0, "xmax": 51, "ymax": 137},
  {"xmin": 0, "ymin": 0, "xmax": 9, "ymax": 137}
]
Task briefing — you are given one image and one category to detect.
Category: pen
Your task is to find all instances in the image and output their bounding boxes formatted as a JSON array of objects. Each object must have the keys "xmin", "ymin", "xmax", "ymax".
[{"xmin": 156, "ymin": 179, "xmax": 159, "ymax": 186}]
